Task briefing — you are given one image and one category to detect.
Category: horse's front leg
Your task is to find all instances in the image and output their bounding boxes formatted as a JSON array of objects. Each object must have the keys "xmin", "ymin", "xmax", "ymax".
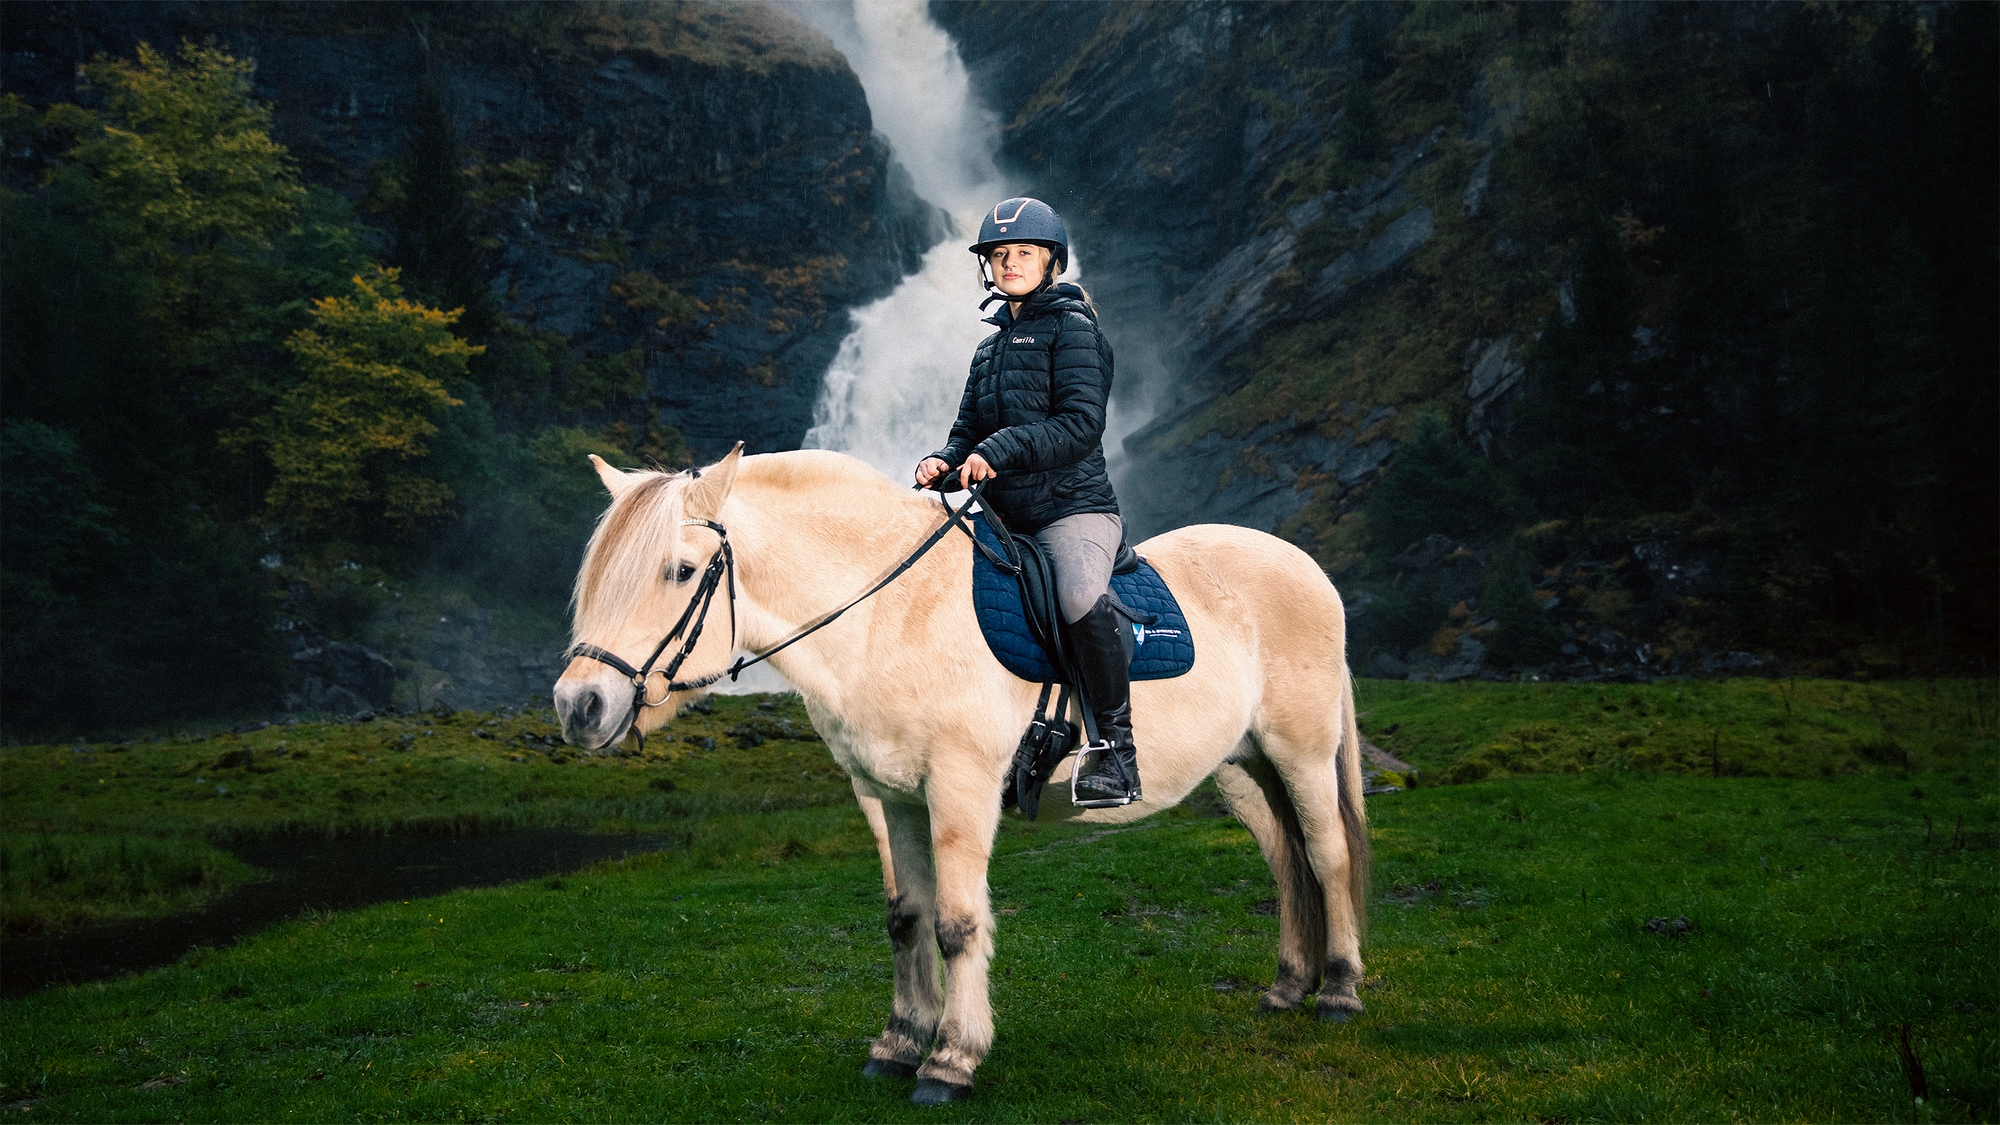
[
  {"xmin": 911, "ymin": 784, "xmax": 1001, "ymax": 1104},
  {"xmin": 863, "ymin": 792, "xmax": 944, "ymax": 1081}
]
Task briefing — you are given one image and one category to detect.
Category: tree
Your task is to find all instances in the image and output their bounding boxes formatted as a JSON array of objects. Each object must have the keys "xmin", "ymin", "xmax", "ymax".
[
  {"xmin": 390, "ymin": 76, "xmax": 490, "ymax": 329},
  {"xmin": 258, "ymin": 267, "xmax": 479, "ymax": 541},
  {"xmin": 46, "ymin": 41, "xmax": 305, "ymax": 302}
]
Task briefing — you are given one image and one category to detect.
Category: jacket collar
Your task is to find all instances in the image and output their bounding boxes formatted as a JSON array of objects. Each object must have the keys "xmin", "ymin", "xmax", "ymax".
[{"xmin": 982, "ymin": 282, "xmax": 1089, "ymax": 328}]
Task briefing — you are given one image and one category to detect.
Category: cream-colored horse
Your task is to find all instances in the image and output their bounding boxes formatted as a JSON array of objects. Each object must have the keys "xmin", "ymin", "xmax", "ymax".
[{"xmin": 555, "ymin": 446, "xmax": 1370, "ymax": 1104}]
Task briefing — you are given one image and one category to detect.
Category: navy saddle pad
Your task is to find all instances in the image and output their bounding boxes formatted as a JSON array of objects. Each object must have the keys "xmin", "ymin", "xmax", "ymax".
[{"xmin": 970, "ymin": 513, "xmax": 1195, "ymax": 683}]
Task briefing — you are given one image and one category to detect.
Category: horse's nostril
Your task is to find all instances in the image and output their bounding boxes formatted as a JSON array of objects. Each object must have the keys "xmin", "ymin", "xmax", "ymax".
[{"xmin": 579, "ymin": 690, "xmax": 603, "ymax": 726}]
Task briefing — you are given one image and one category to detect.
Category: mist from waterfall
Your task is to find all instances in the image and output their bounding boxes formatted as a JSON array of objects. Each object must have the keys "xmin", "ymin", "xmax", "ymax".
[{"xmin": 794, "ymin": 0, "xmax": 1081, "ymax": 480}]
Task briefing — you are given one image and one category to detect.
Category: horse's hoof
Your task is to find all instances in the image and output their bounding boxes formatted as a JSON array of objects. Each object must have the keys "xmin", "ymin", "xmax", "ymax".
[
  {"xmin": 1317, "ymin": 996, "xmax": 1365, "ymax": 1023},
  {"xmin": 1257, "ymin": 993, "xmax": 1300, "ymax": 1016},
  {"xmin": 911, "ymin": 1078, "xmax": 972, "ymax": 1105},
  {"xmin": 862, "ymin": 1058, "xmax": 917, "ymax": 1080}
]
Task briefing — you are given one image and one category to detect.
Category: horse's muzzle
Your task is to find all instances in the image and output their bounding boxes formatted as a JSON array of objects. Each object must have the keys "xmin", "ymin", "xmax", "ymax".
[{"xmin": 554, "ymin": 667, "xmax": 631, "ymax": 750}]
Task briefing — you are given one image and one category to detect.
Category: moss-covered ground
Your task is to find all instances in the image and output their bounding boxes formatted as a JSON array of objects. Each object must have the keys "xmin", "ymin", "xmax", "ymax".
[{"xmin": 0, "ymin": 680, "xmax": 1993, "ymax": 1120}]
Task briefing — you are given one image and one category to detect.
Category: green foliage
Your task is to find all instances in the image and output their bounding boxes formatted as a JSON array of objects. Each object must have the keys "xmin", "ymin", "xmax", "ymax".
[
  {"xmin": 1, "ymin": 833, "xmax": 258, "ymax": 934},
  {"xmin": 1334, "ymin": 77, "xmax": 1386, "ymax": 165},
  {"xmin": 1351, "ymin": 571, "xmax": 1449, "ymax": 663},
  {"xmin": 46, "ymin": 41, "xmax": 305, "ymax": 276},
  {"xmin": 1480, "ymin": 555, "xmax": 1564, "ymax": 668},
  {"xmin": 1366, "ymin": 413, "xmax": 1521, "ymax": 551},
  {"xmin": 389, "ymin": 76, "xmax": 491, "ymax": 330},
  {"xmin": 0, "ymin": 421, "xmax": 125, "ymax": 619},
  {"xmin": 256, "ymin": 267, "xmax": 477, "ymax": 540}
]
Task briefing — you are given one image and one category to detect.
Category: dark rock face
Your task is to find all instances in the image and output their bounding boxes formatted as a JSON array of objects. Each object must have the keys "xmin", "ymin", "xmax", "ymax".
[
  {"xmin": 288, "ymin": 643, "xmax": 396, "ymax": 714},
  {"xmin": 3, "ymin": 1, "xmax": 935, "ymax": 461},
  {"xmin": 935, "ymin": 2, "xmax": 1452, "ymax": 542}
]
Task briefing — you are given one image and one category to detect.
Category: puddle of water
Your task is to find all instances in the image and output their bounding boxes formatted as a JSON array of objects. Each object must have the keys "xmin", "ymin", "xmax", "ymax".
[{"xmin": 1, "ymin": 829, "xmax": 674, "ymax": 997}]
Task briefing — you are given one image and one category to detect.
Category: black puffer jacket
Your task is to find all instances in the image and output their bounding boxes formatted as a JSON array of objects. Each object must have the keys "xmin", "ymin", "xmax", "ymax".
[{"xmin": 931, "ymin": 283, "xmax": 1118, "ymax": 532}]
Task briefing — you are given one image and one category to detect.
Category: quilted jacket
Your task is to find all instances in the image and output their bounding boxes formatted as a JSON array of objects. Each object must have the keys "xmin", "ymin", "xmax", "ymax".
[{"xmin": 930, "ymin": 283, "xmax": 1119, "ymax": 532}]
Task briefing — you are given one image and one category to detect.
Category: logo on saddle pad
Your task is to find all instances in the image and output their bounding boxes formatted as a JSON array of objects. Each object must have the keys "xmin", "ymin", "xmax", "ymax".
[{"xmin": 1133, "ymin": 624, "xmax": 1183, "ymax": 647}]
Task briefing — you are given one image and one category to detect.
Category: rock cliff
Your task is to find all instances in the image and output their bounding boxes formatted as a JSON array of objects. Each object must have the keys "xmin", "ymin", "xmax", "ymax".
[
  {"xmin": 937, "ymin": 0, "xmax": 1997, "ymax": 680},
  {"xmin": 5, "ymin": 1, "xmax": 936, "ymax": 460}
]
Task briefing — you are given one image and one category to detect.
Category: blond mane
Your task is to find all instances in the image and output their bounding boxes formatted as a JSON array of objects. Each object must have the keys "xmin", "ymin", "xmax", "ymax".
[
  {"xmin": 568, "ymin": 450, "xmax": 921, "ymax": 647},
  {"xmin": 570, "ymin": 468, "xmax": 690, "ymax": 645}
]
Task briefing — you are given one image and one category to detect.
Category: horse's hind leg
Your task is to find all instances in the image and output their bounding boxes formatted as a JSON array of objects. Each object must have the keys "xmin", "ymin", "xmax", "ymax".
[
  {"xmin": 864, "ymin": 797, "xmax": 943, "ymax": 1079},
  {"xmin": 1214, "ymin": 751, "xmax": 1327, "ymax": 1014},
  {"xmin": 1258, "ymin": 717, "xmax": 1370, "ymax": 1022}
]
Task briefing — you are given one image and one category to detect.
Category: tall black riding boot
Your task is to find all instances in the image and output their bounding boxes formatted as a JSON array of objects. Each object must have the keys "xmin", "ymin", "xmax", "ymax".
[{"xmin": 1070, "ymin": 594, "xmax": 1142, "ymax": 806}]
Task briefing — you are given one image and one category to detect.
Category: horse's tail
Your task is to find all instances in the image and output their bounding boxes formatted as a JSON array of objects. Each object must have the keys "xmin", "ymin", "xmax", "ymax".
[{"xmin": 1336, "ymin": 665, "xmax": 1370, "ymax": 941}]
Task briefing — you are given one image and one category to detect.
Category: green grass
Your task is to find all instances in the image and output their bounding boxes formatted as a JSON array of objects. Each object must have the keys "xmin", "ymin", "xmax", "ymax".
[
  {"xmin": 0, "ymin": 694, "xmax": 844, "ymax": 930},
  {"xmin": 0, "ymin": 769, "xmax": 1991, "ymax": 1121},
  {"xmin": 0, "ymin": 834, "xmax": 260, "ymax": 934},
  {"xmin": 1357, "ymin": 678, "xmax": 1999, "ymax": 785},
  {"xmin": 2, "ymin": 680, "xmax": 1993, "ymax": 1119},
  {"xmin": 0, "ymin": 694, "xmax": 846, "ymax": 841}
]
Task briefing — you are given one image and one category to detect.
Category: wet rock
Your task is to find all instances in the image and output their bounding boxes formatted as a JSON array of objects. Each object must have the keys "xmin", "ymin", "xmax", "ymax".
[
  {"xmin": 1702, "ymin": 651, "xmax": 1776, "ymax": 677},
  {"xmin": 1464, "ymin": 336, "xmax": 1527, "ymax": 454},
  {"xmin": 1644, "ymin": 915, "xmax": 1696, "ymax": 936},
  {"xmin": 288, "ymin": 643, "xmax": 395, "ymax": 715}
]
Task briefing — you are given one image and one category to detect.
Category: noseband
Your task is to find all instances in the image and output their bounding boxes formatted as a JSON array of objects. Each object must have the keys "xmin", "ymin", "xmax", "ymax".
[{"xmin": 566, "ymin": 518, "xmax": 737, "ymax": 714}]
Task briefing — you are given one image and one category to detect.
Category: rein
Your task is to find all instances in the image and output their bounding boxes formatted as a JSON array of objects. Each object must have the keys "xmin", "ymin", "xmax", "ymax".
[{"xmin": 566, "ymin": 479, "xmax": 989, "ymax": 726}]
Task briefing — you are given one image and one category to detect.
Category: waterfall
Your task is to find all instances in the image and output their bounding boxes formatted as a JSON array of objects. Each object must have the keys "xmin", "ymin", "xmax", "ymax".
[
  {"xmin": 723, "ymin": 1, "xmax": 1073, "ymax": 693},
  {"xmin": 794, "ymin": 0, "xmax": 1080, "ymax": 479}
]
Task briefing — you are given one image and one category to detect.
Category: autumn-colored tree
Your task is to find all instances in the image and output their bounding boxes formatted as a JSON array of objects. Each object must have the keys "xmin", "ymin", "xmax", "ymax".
[
  {"xmin": 259, "ymin": 267, "xmax": 480, "ymax": 540},
  {"xmin": 45, "ymin": 41, "xmax": 305, "ymax": 300}
]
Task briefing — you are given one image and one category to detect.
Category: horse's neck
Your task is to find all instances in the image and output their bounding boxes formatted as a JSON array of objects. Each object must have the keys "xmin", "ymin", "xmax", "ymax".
[{"xmin": 726, "ymin": 479, "xmax": 947, "ymax": 701}]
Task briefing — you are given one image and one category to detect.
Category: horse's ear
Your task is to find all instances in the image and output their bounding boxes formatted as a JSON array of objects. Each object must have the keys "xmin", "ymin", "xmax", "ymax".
[
  {"xmin": 589, "ymin": 454, "xmax": 635, "ymax": 498},
  {"xmin": 684, "ymin": 442, "xmax": 744, "ymax": 518}
]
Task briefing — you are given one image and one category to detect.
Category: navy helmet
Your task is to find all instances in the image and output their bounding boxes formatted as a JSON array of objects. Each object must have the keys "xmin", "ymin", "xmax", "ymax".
[{"xmin": 969, "ymin": 197, "xmax": 1069, "ymax": 280}]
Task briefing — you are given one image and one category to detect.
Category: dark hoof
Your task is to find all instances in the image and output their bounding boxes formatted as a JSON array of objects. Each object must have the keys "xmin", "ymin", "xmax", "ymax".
[
  {"xmin": 1257, "ymin": 994, "xmax": 1301, "ymax": 1016},
  {"xmin": 862, "ymin": 1058, "xmax": 917, "ymax": 1080},
  {"xmin": 911, "ymin": 1079, "xmax": 972, "ymax": 1105},
  {"xmin": 1317, "ymin": 997, "xmax": 1365, "ymax": 1023}
]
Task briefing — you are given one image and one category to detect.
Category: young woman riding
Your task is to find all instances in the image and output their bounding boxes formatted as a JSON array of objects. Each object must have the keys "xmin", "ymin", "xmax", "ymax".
[{"xmin": 912, "ymin": 197, "xmax": 1140, "ymax": 807}]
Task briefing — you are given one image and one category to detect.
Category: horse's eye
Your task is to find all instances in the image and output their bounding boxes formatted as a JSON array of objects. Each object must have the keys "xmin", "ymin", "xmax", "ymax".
[{"xmin": 672, "ymin": 562, "xmax": 696, "ymax": 584}]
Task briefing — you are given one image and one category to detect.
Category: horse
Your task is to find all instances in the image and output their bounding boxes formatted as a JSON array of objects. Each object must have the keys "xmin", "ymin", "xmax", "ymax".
[{"xmin": 554, "ymin": 445, "xmax": 1371, "ymax": 1105}]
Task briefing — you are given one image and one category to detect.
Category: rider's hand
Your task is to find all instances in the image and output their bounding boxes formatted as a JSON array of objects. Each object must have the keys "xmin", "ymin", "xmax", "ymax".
[
  {"xmin": 958, "ymin": 453, "xmax": 996, "ymax": 491},
  {"xmin": 915, "ymin": 457, "xmax": 950, "ymax": 487}
]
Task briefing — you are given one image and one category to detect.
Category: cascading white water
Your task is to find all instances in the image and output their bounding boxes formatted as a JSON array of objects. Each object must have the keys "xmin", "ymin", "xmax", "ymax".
[
  {"xmin": 722, "ymin": 1, "xmax": 1079, "ymax": 693},
  {"xmin": 795, "ymin": 0, "xmax": 1080, "ymax": 478}
]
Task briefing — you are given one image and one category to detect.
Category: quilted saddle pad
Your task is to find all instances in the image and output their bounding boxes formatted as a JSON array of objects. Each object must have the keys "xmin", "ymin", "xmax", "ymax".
[{"xmin": 969, "ymin": 513, "xmax": 1195, "ymax": 683}]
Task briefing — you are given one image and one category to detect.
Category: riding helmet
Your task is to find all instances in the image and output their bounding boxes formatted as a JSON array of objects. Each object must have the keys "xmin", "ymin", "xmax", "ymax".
[{"xmin": 969, "ymin": 197, "xmax": 1069, "ymax": 278}]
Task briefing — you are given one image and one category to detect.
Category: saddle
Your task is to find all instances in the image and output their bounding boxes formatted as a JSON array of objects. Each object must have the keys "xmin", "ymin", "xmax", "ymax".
[{"xmin": 963, "ymin": 512, "xmax": 1196, "ymax": 818}]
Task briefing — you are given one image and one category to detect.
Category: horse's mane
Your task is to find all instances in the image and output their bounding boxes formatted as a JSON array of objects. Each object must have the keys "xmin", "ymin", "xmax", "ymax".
[
  {"xmin": 569, "ymin": 450, "xmax": 917, "ymax": 645},
  {"xmin": 571, "ymin": 469, "xmax": 689, "ymax": 645}
]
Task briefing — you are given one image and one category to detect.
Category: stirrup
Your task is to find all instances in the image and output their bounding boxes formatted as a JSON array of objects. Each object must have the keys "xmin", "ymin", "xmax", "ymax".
[{"xmin": 1069, "ymin": 740, "xmax": 1137, "ymax": 809}]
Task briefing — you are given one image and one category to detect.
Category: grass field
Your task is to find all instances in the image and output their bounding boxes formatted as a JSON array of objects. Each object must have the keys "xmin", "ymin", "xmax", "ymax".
[{"xmin": 0, "ymin": 680, "xmax": 1994, "ymax": 1121}]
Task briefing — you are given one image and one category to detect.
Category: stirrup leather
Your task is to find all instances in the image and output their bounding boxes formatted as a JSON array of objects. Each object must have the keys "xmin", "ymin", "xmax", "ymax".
[{"xmin": 1069, "ymin": 740, "xmax": 1140, "ymax": 809}]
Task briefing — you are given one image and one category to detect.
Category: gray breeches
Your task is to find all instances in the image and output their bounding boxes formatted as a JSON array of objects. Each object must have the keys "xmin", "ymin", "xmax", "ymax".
[{"xmin": 1033, "ymin": 512, "xmax": 1124, "ymax": 623}]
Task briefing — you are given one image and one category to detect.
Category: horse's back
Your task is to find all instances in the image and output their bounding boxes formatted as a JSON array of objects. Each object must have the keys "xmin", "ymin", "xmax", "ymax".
[{"xmin": 1136, "ymin": 522, "xmax": 1349, "ymax": 653}]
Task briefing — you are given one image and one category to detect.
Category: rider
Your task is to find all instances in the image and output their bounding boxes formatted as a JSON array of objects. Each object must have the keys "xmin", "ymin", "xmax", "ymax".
[{"xmin": 914, "ymin": 197, "xmax": 1140, "ymax": 807}]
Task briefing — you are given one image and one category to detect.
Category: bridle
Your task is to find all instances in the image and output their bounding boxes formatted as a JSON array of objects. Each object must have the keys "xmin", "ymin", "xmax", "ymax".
[
  {"xmin": 565, "ymin": 518, "xmax": 737, "ymax": 712},
  {"xmin": 565, "ymin": 479, "xmax": 989, "ymax": 733}
]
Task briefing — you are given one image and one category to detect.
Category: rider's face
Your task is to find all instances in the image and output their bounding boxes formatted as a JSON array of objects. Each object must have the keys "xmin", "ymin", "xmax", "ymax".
[{"xmin": 988, "ymin": 244, "xmax": 1051, "ymax": 298}]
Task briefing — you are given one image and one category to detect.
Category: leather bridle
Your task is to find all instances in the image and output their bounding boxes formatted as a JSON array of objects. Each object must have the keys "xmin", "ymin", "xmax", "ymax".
[
  {"xmin": 565, "ymin": 518, "xmax": 737, "ymax": 714},
  {"xmin": 565, "ymin": 480, "xmax": 989, "ymax": 735}
]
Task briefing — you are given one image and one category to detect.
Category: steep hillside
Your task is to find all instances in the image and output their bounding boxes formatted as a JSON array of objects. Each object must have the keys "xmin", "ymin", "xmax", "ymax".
[
  {"xmin": 0, "ymin": 1, "xmax": 932, "ymax": 731},
  {"xmin": 938, "ymin": 0, "xmax": 1997, "ymax": 681}
]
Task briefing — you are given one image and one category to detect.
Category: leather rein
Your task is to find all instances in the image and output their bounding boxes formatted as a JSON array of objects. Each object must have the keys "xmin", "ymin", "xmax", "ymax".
[{"xmin": 565, "ymin": 479, "xmax": 989, "ymax": 724}]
